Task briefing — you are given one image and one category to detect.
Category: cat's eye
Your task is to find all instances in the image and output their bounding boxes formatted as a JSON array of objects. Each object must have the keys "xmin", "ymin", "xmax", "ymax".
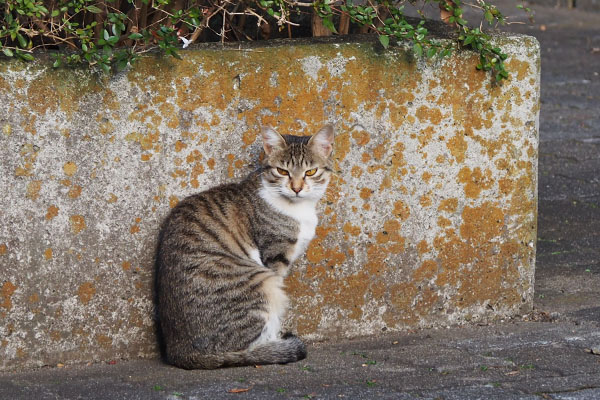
[
  {"xmin": 305, "ymin": 168, "xmax": 318, "ymax": 176},
  {"xmin": 276, "ymin": 168, "xmax": 289, "ymax": 176}
]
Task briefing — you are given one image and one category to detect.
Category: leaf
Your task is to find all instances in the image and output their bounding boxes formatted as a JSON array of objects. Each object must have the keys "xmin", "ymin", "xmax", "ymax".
[
  {"xmin": 321, "ymin": 17, "xmax": 338, "ymax": 34},
  {"xmin": 413, "ymin": 42, "xmax": 422, "ymax": 57},
  {"xmin": 378, "ymin": 35, "xmax": 390, "ymax": 49},
  {"xmin": 51, "ymin": 9, "xmax": 59, "ymax": 17},
  {"xmin": 2, "ymin": 48, "xmax": 14, "ymax": 57},
  {"xmin": 426, "ymin": 47, "xmax": 437, "ymax": 58},
  {"xmin": 20, "ymin": 53, "xmax": 34, "ymax": 61},
  {"xmin": 86, "ymin": 5, "xmax": 103, "ymax": 14},
  {"xmin": 485, "ymin": 10, "xmax": 493, "ymax": 23},
  {"xmin": 128, "ymin": 33, "xmax": 143, "ymax": 40},
  {"xmin": 116, "ymin": 58, "xmax": 128, "ymax": 71},
  {"xmin": 227, "ymin": 388, "xmax": 251, "ymax": 393},
  {"xmin": 103, "ymin": 29, "xmax": 110, "ymax": 41},
  {"xmin": 17, "ymin": 33, "xmax": 27, "ymax": 48}
]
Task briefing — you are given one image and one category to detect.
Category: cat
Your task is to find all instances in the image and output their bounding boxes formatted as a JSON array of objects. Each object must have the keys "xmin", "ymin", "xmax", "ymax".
[{"xmin": 155, "ymin": 124, "xmax": 335, "ymax": 369}]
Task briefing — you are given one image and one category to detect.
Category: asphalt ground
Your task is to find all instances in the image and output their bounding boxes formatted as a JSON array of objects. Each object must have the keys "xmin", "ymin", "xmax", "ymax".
[{"xmin": 1, "ymin": 2, "xmax": 599, "ymax": 399}]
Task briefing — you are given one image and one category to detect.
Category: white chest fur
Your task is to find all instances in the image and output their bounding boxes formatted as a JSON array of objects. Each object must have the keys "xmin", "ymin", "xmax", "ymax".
[{"xmin": 259, "ymin": 187, "xmax": 318, "ymax": 264}]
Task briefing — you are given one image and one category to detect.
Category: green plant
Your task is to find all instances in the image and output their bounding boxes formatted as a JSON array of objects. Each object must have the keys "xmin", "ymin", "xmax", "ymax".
[{"xmin": 0, "ymin": 0, "xmax": 531, "ymax": 80}]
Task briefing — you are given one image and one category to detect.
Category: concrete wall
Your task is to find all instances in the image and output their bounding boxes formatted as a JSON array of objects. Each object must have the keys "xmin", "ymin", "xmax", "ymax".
[{"xmin": 0, "ymin": 34, "xmax": 540, "ymax": 371}]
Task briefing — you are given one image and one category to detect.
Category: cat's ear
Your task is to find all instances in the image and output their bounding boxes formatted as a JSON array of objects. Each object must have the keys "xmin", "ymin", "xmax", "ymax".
[
  {"xmin": 261, "ymin": 126, "xmax": 287, "ymax": 156},
  {"xmin": 308, "ymin": 124, "xmax": 335, "ymax": 158}
]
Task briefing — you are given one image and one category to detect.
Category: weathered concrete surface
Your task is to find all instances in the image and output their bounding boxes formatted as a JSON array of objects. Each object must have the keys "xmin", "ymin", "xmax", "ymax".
[
  {"xmin": 1, "ymin": 321, "xmax": 599, "ymax": 399},
  {"xmin": 0, "ymin": 34, "xmax": 540, "ymax": 371}
]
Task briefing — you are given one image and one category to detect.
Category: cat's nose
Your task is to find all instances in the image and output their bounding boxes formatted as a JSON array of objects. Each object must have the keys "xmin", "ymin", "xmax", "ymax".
[{"xmin": 291, "ymin": 185, "xmax": 303, "ymax": 194}]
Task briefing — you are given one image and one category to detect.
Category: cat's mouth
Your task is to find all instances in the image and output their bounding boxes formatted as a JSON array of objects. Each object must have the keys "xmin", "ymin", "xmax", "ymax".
[{"xmin": 283, "ymin": 191, "xmax": 310, "ymax": 202}]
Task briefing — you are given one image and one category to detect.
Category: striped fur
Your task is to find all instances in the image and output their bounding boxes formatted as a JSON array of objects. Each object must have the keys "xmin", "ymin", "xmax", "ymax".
[{"xmin": 156, "ymin": 125, "xmax": 335, "ymax": 369}]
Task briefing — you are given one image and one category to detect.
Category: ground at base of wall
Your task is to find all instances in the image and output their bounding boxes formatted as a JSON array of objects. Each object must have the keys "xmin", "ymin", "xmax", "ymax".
[{"xmin": 1, "ymin": 319, "xmax": 599, "ymax": 400}]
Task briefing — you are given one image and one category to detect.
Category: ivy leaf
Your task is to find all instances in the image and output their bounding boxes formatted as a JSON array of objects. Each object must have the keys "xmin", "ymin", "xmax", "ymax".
[{"xmin": 378, "ymin": 35, "xmax": 390, "ymax": 49}]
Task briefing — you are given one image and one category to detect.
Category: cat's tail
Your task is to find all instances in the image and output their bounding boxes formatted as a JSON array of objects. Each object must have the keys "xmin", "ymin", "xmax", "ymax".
[{"xmin": 170, "ymin": 335, "xmax": 307, "ymax": 370}]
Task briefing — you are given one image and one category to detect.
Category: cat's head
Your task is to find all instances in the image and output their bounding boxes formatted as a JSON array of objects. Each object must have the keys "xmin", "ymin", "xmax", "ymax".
[{"xmin": 260, "ymin": 125, "xmax": 335, "ymax": 202}]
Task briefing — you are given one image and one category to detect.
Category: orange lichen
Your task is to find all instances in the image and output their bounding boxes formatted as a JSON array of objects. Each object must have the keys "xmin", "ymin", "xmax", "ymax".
[
  {"xmin": 1, "ymin": 281, "xmax": 17, "ymax": 310},
  {"xmin": 415, "ymin": 105, "xmax": 443, "ymax": 125},
  {"xmin": 437, "ymin": 216, "xmax": 452, "ymax": 228},
  {"xmin": 63, "ymin": 162, "xmax": 77, "ymax": 176},
  {"xmin": 44, "ymin": 248, "xmax": 53, "ymax": 260},
  {"xmin": 175, "ymin": 140, "xmax": 187, "ymax": 152},
  {"xmin": 45, "ymin": 205, "xmax": 59, "ymax": 220},
  {"xmin": 372, "ymin": 142, "xmax": 387, "ymax": 161},
  {"xmin": 96, "ymin": 334, "xmax": 112, "ymax": 349},
  {"xmin": 417, "ymin": 126, "xmax": 436, "ymax": 148},
  {"xmin": 207, "ymin": 158, "xmax": 216, "ymax": 170},
  {"xmin": 447, "ymin": 132, "xmax": 468, "ymax": 163},
  {"xmin": 458, "ymin": 167, "xmax": 493, "ymax": 199},
  {"xmin": 413, "ymin": 260, "xmax": 438, "ymax": 282},
  {"xmin": 342, "ymin": 222, "xmax": 361, "ymax": 236},
  {"xmin": 352, "ymin": 130, "xmax": 370, "ymax": 146},
  {"xmin": 420, "ymin": 194, "xmax": 432, "ymax": 208},
  {"xmin": 392, "ymin": 200, "xmax": 410, "ymax": 221},
  {"xmin": 0, "ymin": 244, "xmax": 6, "ymax": 256},
  {"xmin": 78, "ymin": 282, "xmax": 96, "ymax": 304},
  {"xmin": 438, "ymin": 198, "xmax": 458, "ymax": 213},
  {"xmin": 26, "ymin": 180, "xmax": 42, "ymax": 200},
  {"xmin": 417, "ymin": 240, "xmax": 430, "ymax": 255},
  {"xmin": 28, "ymin": 293, "xmax": 39, "ymax": 304},
  {"xmin": 68, "ymin": 185, "xmax": 82, "ymax": 199},
  {"xmin": 375, "ymin": 219, "xmax": 405, "ymax": 254},
  {"xmin": 460, "ymin": 202, "xmax": 504, "ymax": 243},
  {"xmin": 169, "ymin": 195, "xmax": 179, "ymax": 208},
  {"xmin": 334, "ymin": 132, "xmax": 351, "ymax": 162},
  {"xmin": 505, "ymin": 58, "xmax": 531, "ymax": 82},
  {"xmin": 351, "ymin": 166, "xmax": 363, "ymax": 178},
  {"xmin": 69, "ymin": 215, "xmax": 86, "ymax": 234},
  {"xmin": 359, "ymin": 188, "xmax": 373, "ymax": 200},
  {"xmin": 499, "ymin": 178, "xmax": 514, "ymax": 195}
]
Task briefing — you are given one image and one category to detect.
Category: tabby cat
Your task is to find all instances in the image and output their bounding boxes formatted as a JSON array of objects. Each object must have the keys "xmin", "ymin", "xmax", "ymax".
[{"xmin": 155, "ymin": 124, "xmax": 335, "ymax": 369}]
